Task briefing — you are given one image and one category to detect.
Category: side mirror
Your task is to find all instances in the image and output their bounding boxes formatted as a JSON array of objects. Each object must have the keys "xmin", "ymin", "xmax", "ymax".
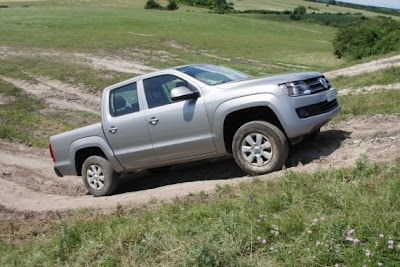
[{"xmin": 171, "ymin": 86, "xmax": 199, "ymax": 102}]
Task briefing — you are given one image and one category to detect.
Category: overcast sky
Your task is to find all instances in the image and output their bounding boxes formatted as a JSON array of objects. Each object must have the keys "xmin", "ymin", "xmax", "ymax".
[{"xmin": 337, "ymin": 0, "xmax": 400, "ymax": 9}]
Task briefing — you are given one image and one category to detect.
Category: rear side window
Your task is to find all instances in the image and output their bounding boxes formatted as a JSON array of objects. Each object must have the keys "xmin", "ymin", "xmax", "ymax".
[{"xmin": 109, "ymin": 82, "xmax": 139, "ymax": 117}]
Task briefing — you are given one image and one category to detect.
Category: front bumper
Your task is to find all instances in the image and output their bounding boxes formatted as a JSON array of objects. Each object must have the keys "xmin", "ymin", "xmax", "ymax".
[{"xmin": 277, "ymin": 88, "xmax": 341, "ymax": 142}]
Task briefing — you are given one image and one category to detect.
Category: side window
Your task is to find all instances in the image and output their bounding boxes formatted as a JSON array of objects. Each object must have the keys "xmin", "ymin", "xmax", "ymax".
[
  {"xmin": 109, "ymin": 82, "xmax": 139, "ymax": 117},
  {"xmin": 143, "ymin": 75, "xmax": 191, "ymax": 109}
]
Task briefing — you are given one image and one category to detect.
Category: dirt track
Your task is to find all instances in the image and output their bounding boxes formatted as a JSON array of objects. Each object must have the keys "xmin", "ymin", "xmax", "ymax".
[
  {"xmin": 1, "ymin": 54, "xmax": 400, "ymax": 213},
  {"xmin": 0, "ymin": 115, "xmax": 399, "ymax": 212}
]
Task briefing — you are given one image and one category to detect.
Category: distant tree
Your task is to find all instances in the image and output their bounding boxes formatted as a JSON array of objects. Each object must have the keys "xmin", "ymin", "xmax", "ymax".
[
  {"xmin": 145, "ymin": 0, "xmax": 162, "ymax": 9},
  {"xmin": 167, "ymin": 0, "xmax": 179, "ymax": 10},
  {"xmin": 293, "ymin": 5, "xmax": 306, "ymax": 15},
  {"xmin": 328, "ymin": 0, "xmax": 336, "ymax": 5},
  {"xmin": 333, "ymin": 17, "xmax": 400, "ymax": 59}
]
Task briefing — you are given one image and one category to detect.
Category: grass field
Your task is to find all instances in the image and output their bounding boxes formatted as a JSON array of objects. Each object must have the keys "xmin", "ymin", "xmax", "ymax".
[
  {"xmin": 232, "ymin": 0, "xmax": 396, "ymax": 16},
  {"xmin": 1, "ymin": 157, "xmax": 399, "ymax": 265}
]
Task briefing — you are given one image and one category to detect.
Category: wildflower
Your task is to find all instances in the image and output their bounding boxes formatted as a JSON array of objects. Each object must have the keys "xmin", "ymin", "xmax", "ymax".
[
  {"xmin": 307, "ymin": 230, "xmax": 312, "ymax": 234},
  {"xmin": 270, "ymin": 229, "xmax": 275, "ymax": 234},
  {"xmin": 388, "ymin": 240, "xmax": 394, "ymax": 245},
  {"xmin": 379, "ymin": 233, "xmax": 384, "ymax": 238},
  {"xmin": 353, "ymin": 238, "xmax": 360, "ymax": 245},
  {"xmin": 271, "ymin": 224, "xmax": 279, "ymax": 230},
  {"xmin": 248, "ymin": 194, "xmax": 253, "ymax": 204},
  {"xmin": 313, "ymin": 218, "xmax": 318, "ymax": 223},
  {"xmin": 316, "ymin": 240, "xmax": 321, "ymax": 246},
  {"xmin": 320, "ymin": 216, "xmax": 325, "ymax": 221},
  {"xmin": 335, "ymin": 264, "xmax": 339, "ymax": 267},
  {"xmin": 269, "ymin": 247, "xmax": 274, "ymax": 251},
  {"xmin": 257, "ymin": 236, "xmax": 261, "ymax": 241},
  {"xmin": 262, "ymin": 239, "xmax": 266, "ymax": 244},
  {"xmin": 378, "ymin": 262, "xmax": 383, "ymax": 266},
  {"xmin": 388, "ymin": 245, "xmax": 393, "ymax": 249},
  {"xmin": 275, "ymin": 231, "xmax": 280, "ymax": 236},
  {"xmin": 273, "ymin": 213, "xmax": 278, "ymax": 218},
  {"xmin": 257, "ymin": 219, "xmax": 261, "ymax": 222},
  {"xmin": 141, "ymin": 239, "xmax": 146, "ymax": 243},
  {"xmin": 365, "ymin": 249, "xmax": 371, "ymax": 257},
  {"xmin": 346, "ymin": 236, "xmax": 354, "ymax": 242},
  {"xmin": 347, "ymin": 229, "xmax": 355, "ymax": 236}
]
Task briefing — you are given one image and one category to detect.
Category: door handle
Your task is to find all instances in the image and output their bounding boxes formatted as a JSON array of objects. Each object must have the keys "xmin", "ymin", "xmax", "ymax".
[
  {"xmin": 108, "ymin": 126, "xmax": 117, "ymax": 134},
  {"xmin": 148, "ymin": 117, "xmax": 159, "ymax": 125}
]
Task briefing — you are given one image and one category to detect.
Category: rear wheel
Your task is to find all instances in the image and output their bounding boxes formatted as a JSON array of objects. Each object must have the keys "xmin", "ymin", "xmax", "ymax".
[
  {"xmin": 82, "ymin": 156, "xmax": 120, "ymax": 196},
  {"xmin": 232, "ymin": 121, "xmax": 288, "ymax": 175}
]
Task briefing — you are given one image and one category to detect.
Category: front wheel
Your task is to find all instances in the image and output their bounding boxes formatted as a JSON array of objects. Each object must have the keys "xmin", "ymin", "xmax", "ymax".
[
  {"xmin": 232, "ymin": 121, "xmax": 289, "ymax": 175},
  {"xmin": 82, "ymin": 156, "xmax": 120, "ymax": 196}
]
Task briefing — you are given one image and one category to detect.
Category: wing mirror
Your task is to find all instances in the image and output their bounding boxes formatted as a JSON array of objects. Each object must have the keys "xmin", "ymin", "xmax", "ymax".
[{"xmin": 171, "ymin": 86, "xmax": 199, "ymax": 102}]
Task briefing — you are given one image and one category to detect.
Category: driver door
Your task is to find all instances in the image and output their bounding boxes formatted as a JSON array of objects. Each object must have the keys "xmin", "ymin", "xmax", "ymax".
[{"xmin": 142, "ymin": 74, "xmax": 216, "ymax": 162}]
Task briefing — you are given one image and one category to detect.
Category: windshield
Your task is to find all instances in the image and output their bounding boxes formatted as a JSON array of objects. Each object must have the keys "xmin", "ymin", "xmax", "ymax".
[{"xmin": 177, "ymin": 65, "xmax": 249, "ymax": 86}]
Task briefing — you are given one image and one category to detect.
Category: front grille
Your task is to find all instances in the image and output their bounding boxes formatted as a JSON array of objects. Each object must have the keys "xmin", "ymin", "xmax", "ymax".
[
  {"xmin": 303, "ymin": 76, "xmax": 331, "ymax": 94},
  {"xmin": 296, "ymin": 99, "xmax": 338, "ymax": 118}
]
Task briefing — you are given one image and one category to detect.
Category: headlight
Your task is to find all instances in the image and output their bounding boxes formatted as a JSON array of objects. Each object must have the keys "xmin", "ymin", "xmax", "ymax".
[{"xmin": 280, "ymin": 81, "xmax": 311, "ymax": 97}]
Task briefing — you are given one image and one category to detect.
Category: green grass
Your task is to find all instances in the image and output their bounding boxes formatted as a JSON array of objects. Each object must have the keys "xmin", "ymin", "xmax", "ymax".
[
  {"xmin": 334, "ymin": 90, "xmax": 400, "ymax": 122},
  {"xmin": 0, "ymin": 1, "xmax": 341, "ymax": 72},
  {"xmin": 331, "ymin": 67, "xmax": 400, "ymax": 90},
  {"xmin": 0, "ymin": 80, "xmax": 99, "ymax": 147},
  {"xmin": 0, "ymin": 58, "xmax": 133, "ymax": 93},
  {"xmin": 1, "ymin": 157, "xmax": 399, "ymax": 265}
]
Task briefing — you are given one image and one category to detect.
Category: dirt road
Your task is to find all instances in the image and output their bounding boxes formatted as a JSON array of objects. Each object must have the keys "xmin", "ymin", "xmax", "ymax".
[{"xmin": 1, "ymin": 115, "xmax": 399, "ymax": 212}]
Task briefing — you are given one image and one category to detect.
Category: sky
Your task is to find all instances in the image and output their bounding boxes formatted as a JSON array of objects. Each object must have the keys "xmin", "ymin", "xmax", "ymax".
[{"xmin": 337, "ymin": 0, "xmax": 400, "ymax": 10}]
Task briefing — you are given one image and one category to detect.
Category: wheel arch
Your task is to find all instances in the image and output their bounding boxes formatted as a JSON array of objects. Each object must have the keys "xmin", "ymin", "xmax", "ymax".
[
  {"xmin": 70, "ymin": 136, "xmax": 125, "ymax": 176},
  {"xmin": 212, "ymin": 94, "xmax": 287, "ymax": 154}
]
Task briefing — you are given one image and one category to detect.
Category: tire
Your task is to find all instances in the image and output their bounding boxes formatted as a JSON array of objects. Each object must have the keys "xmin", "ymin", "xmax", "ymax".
[
  {"xmin": 81, "ymin": 156, "xmax": 120, "ymax": 196},
  {"xmin": 232, "ymin": 121, "xmax": 289, "ymax": 175}
]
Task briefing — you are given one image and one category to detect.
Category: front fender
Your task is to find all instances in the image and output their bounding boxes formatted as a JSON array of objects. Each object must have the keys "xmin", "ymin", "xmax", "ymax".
[
  {"xmin": 212, "ymin": 93, "xmax": 284, "ymax": 154},
  {"xmin": 69, "ymin": 136, "xmax": 125, "ymax": 174}
]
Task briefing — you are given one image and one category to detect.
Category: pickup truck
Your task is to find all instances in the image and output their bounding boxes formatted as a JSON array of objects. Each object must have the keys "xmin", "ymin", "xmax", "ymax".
[{"xmin": 49, "ymin": 64, "xmax": 340, "ymax": 196}]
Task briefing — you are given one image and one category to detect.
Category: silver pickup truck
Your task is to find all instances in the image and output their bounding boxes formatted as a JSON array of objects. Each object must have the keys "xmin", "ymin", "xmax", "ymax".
[{"xmin": 49, "ymin": 64, "xmax": 340, "ymax": 196}]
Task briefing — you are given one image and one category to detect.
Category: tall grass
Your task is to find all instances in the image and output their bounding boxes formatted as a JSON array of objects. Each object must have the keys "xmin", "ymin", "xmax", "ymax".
[{"xmin": 1, "ymin": 157, "xmax": 399, "ymax": 265}]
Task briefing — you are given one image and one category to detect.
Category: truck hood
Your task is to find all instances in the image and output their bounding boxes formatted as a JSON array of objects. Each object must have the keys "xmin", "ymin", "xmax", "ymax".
[{"xmin": 214, "ymin": 71, "xmax": 322, "ymax": 90}]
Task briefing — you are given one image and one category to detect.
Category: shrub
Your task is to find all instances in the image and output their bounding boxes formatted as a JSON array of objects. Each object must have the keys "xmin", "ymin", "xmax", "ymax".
[
  {"xmin": 167, "ymin": 0, "xmax": 179, "ymax": 10},
  {"xmin": 145, "ymin": 0, "xmax": 162, "ymax": 9},
  {"xmin": 333, "ymin": 17, "xmax": 400, "ymax": 59},
  {"xmin": 293, "ymin": 5, "xmax": 306, "ymax": 15}
]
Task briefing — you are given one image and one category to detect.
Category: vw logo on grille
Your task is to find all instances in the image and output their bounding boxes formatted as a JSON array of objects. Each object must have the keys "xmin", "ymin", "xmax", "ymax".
[{"xmin": 318, "ymin": 77, "xmax": 329, "ymax": 89}]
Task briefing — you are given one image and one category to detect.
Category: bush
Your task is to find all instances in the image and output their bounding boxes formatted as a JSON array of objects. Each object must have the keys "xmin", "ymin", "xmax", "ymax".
[
  {"xmin": 333, "ymin": 17, "xmax": 400, "ymax": 59},
  {"xmin": 293, "ymin": 5, "xmax": 306, "ymax": 15},
  {"xmin": 145, "ymin": 0, "xmax": 162, "ymax": 9},
  {"xmin": 167, "ymin": 0, "xmax": 179, "ymax": 10}
]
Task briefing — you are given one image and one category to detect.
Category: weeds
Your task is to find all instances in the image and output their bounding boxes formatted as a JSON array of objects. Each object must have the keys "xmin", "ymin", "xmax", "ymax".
[{"xmin": 1, "ymin": 158, "xmax": 399, "ymax": 265}]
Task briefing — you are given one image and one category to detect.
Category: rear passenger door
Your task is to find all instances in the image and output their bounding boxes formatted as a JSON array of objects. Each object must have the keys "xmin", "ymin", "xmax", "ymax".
[
  {"xmin": 142, "ymin": 74, "xmax": 216, "ymax": 162},
  {"xmin": 102, "ymin": 82, "xmax": 157, "ymax": 170}
]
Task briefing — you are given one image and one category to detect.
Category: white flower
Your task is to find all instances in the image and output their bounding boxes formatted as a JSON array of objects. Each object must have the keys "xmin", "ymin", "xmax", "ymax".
[
  {"xmin": 378, "ymin": 262, "xmax": 383, "ymax": 266},
  {"xmin": 347, "ymin": 229, "xmax": 355, "ymax": 236},
  {"xmin": 313, "ymin": 218, "xmax": 318, "ymax": 223},
  {"xmin": 257, "ymin": 236, "xmax": 261, "ymax": 241},
  {"xmin": 353, "ymin": 238, "xmax": 360, "ymax": 244},
  {"xmin": 269, "ymin": 247, "xmax": 274, "ymax": 251},
  {"xmin": 346, "ymin": 236, "xmax": 354, "ymax": 242},
  {"xmin": 273, "ymin": 213, "xmax": 278, "ymax": 218},
  {"xmin": 365, "ymin": 249, "xmax": 371, "ymax": 257},
  {"xmin": 316, "ymin": 240, "xmax": 321, "ymax": 246},
  {"xmin": 262, "ymin": 239, "xmax": 266, "ymax": 244},
  {"xmin": 388, "ymin": 240, "xmax": 394, "ymax": 245},
  {"xmin": 379, "ymin": 233, "xmax": 384, "ymax": 238},
  {"xmin": 307, "ymin": 230, "xmax": 312, "ymax": 234},
  {"xmin": 320, "ymin": 216, "xmax": 325, "ymax": 221},
  {"xmin": 275, "ymin": 231, "xmax": 280, "ymax": 236},
  {"xmin": 388, "ymin": 245, "xmax": 393, "ymax": 249}
]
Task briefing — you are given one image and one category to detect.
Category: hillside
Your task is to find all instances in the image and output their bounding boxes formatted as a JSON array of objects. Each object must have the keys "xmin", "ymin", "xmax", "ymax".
[{"xmin": 0, "ymin": 1, "xmax": 399, "ymax": 265}]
